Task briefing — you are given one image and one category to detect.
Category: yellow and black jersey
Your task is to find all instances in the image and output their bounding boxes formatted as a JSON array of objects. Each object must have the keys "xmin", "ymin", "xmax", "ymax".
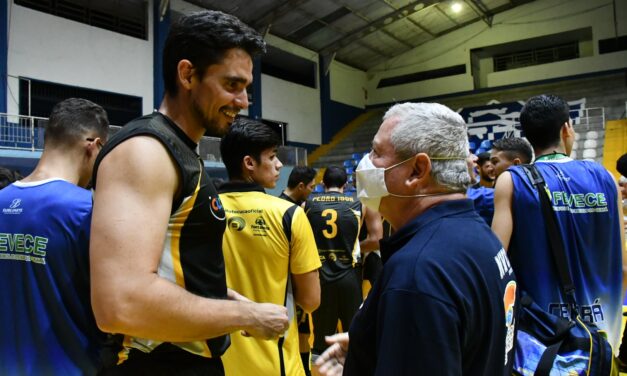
[
  {"xmin": 93, "ymin": 112, "xmax": 228, "ymax": 364},
  {"xmin": 305, "ymin": 192, "xmax": 362, "ymax": 283},
  {"xmin": 219, "ymin": 182, "xmax": 321, "ymax": 376}
]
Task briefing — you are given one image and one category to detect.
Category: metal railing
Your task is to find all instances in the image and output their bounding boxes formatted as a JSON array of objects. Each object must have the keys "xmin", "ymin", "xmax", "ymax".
[
  {"xmin": 1, "ymin": 115, "xmax": 308, "ymax": 166},
  {"xmin": 0, "ymin": 113, "xmax": 48, "ymax": 151}
]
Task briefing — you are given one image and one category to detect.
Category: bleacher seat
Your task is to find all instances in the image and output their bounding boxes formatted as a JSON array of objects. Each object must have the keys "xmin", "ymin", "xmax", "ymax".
[
  {"xmin": 313, "ymin": 184, "xmax": 324, "ymax": 193},
  {"xmin": 345, "ymin": 167, "xmax": 354, "ymax": 175},
  {"xmin": 479, "ymin": 140, "xmax": 492, "ymax": 150},
  {"xmin": 582, "ymin": 149, "xmax": 597, "ymax": 159},
  {"xmin": 572, "ymin": 141, "xmax": 579, "ymax": 150},
  {"xmin": 583, "ymin": 139, "xmax": 598, "ymax": 149},
  {"xmin": 570, "ymin": 150, "xmax": 577, "ymax": 159},
  {"xmin": 468, "ymin": 141, "xmax": 477, "ymax": 153},
  {"xmin": 343, "ymin": 160, "xmax": 353, "ymax": 168},
  {"xmin": 585, "ymin": 131, "xmax": 599, "ymax": 140}
]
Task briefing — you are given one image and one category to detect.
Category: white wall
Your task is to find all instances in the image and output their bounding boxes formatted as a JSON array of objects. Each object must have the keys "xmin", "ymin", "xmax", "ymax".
[
  {"xmin": 7, "ymin": 1, "xmax": 154, "ymax": 116},
  {"xmin": 329, "ymin": 61, "xmax": 366, "ymax": 109},
  {"xmin": 262, "ymin": 34, "xmax": 321, "ymax": 145},
  {"xmin": 366, "ymin": 0, "xmax": 627, "ymax": 105},
  {"xmin": 261, "ymin": 74, "xmax": 321, "ymax": 145}
]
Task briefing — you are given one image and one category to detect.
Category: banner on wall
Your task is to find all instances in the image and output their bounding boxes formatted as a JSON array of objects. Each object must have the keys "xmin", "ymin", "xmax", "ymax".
[{"xmin": 457, "ymin": 98, "xmax": 586, "ymax": 151}]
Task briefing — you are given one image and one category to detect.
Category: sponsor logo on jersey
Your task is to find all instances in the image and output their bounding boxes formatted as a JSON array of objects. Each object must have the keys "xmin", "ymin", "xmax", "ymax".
[
  {"xmin": 209, "ymin": 196, "xmax": 226, "ymax": 221},
  {"xmin": 2, "ymin": 198, "xmax": 23, "ymax": 215},
  {"xmin": 227, "ymin": 216, "xmax": 246, "ymax": 231},
  {"xmin": 503, "ymin": 280, "xmax": 517, "ymax": 364},
  {"xmin": 251, "ymin": 216, "xmax": 270, "ymax": 236}
]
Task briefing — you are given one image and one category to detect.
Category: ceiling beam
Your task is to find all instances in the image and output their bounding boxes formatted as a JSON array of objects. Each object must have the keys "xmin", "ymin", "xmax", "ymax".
[
  {"xmin": 320, "ymin": 0, "xmax": 438, "ymax": 55},
  {"xmin": 465, "ymin": 0, "xmax": 493, "ymax": 27},
  {"xmin": 249, "ymin": 0, "xmax": 309, "ymax": 31},
  {"xmin": 378, "ymin": 0, "xmax": 436, "ymax": 37},
  {"xmin": 343, "ymin": 5, "xmax": 415, "ymax": 50},
  {"xmin": 434, "ymin": 3, "xmax": 459, "ymax": 26}
]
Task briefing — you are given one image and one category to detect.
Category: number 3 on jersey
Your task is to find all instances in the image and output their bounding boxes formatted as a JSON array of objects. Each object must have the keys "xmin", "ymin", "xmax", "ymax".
[{"xmin": 321, "ymin": 209, "xmax": 338, "ymax": 239}]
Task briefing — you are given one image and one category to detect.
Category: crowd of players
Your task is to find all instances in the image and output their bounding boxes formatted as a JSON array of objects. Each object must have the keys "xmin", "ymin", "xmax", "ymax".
[{"xmin": 0, "ymin": 8, "xmax": 626, "ymax": 376}]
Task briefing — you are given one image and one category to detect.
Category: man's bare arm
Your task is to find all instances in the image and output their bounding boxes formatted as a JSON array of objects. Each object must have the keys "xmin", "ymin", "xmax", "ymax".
[
  {"xmin": 360, "ymin": 206, "xmax": 383, "ymax": 253},
  {"xmin": 614, "ymin": 180, "xmax": 627, "ymax": 299},
  {"xmin": 292, "ymin": 270, "xmax": 320, "ymax": 313},
  {"xmin": 90, "ymin": 136, "xmax": 288, "ymax": 342},
  {"xmin": 491, "ymin": 171, "xmax": 515, "ymax": 252}
]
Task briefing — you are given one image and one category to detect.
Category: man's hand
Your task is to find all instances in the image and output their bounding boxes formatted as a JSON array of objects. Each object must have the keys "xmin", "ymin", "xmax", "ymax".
[
  {"xmin": 243, "ymin": 302, "xmax": 289, "ymax": 340},
  {"xmin": 314, "ymin": 333, "xmax": 349, "ymax": 376}
]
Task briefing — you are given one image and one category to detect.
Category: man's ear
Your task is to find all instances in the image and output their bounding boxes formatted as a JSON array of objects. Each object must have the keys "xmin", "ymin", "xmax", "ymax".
[
  {"xmin": 243, "ymin": 155, "xmax": 255, "ymax": 172},
  {"xmin": 177, "ymin": 59, "xmax": 195, "ymax": 91},
  {"xmin": 512, "ymin": 157, "xmax": 522, "ymax": 166},
  {"xmin": 406, "ymin": 153, "xmax": 430, "ymax": 188}
]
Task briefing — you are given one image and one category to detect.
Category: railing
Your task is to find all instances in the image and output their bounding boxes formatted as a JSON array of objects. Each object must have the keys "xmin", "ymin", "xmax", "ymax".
[
  {"xmin": 0, "ymin": 113, "xmax": 49, "ymax": 151},
  {"xmin": 1, "ymin": 116, "xmax": 308, "ymax": 166}
]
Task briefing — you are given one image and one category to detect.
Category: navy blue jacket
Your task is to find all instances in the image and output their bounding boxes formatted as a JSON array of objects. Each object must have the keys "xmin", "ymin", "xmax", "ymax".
[{"xmin": 344, "ymin": 199, "xmax": 517, "ymax": 375}]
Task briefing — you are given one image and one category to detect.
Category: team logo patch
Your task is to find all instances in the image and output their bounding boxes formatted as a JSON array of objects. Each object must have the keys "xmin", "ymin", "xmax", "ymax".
[
  {"xmin": 227, "ymin": 216, "xmax": 246, "ymax": 231},
  {"xmin": 3, "ymin": 198, "xmax": 23, "ymax": 215},
  {"xmin": 209, "ymin": 196, "xmax": 226, "ymax": 221}
]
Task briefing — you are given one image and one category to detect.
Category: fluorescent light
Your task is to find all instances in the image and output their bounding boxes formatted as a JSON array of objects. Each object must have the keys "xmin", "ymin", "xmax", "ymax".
[{"xmin": 451, "ymin": 2, "xmax": 462, "ymax": 13}]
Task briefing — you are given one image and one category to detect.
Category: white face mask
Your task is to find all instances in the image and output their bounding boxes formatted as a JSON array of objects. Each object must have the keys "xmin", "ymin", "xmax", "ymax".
[{"xmin": 355, "ymin": 152, "xmax": 465, "ymax": 213}]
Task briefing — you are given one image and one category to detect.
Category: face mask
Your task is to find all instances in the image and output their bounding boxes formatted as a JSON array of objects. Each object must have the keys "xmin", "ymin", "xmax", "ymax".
[{"xmin": 355, "ymin": 152, "xmax": 465, "ymax": 212}]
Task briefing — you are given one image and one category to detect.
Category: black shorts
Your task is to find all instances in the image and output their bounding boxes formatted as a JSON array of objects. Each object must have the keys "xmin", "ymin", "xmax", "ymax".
[
  {"xmin": 99, "ymin": 343, "xmax": 224, "ymax": 376},
  {"xmin": 296, "ymin": 305, "xmax": 311, "ymax": 334}
]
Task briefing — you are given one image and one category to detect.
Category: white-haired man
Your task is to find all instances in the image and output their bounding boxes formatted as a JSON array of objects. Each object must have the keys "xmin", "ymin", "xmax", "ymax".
[{"xmin": 315, "ymin": 102, "xmax": 518, "ymax": 376}]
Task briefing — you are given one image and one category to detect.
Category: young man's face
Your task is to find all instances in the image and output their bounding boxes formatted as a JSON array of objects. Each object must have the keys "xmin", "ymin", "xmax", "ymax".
[
  {"xmin": 250, "ymin": 147, "xmax": 283, "ymax": 189},
  {"xmin": 478, "ymin": 161, "xmax": 496, "ymax": 181},
  {"xmin": 190, "ymin": 48, "xmax": 253, "ymax": 137},
  {"xmin": 490, "ymin": 150, "xmax": 516, "ymax": 178},
  {"xmin": 297, "ymin": 178, "xmax": 316, "ymax": 202}
]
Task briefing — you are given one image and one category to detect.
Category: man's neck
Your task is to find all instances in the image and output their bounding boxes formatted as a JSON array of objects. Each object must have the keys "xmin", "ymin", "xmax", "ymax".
[
  {"xmin": 385, "ymin": 193, "xmax": 466, "ymax": 230},
  {"xmin": 534, "ymin": 144, "xmax": 567, "ymax": 161},
  {"xmin": 22, "ymin": 150, "xmax": 81, "ymax": 186},
  {"xmin": 325, "ymin": 187, "xmax": 343, "ymax": 194},
  {"xmin": 479, "ymin": 178, "xmax": 493, "ymax": 188},
  {"xmin": 159, "ymin": 95, "xmax": 204, "ymax": 143}
]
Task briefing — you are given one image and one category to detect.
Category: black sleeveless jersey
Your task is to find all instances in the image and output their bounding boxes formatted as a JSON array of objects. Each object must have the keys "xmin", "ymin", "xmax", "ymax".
[
  {"xmin": 92, "ymin": 112, "xmax": 229, "ymax": 363},
  {"xmin": 305, "ymin": 192, "xmax": 362, "ymax": 283}
]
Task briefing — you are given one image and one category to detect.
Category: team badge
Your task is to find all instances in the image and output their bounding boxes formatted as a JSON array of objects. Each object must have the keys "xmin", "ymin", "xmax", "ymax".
[{"xmin": 209, "ymin": 196, "xmax": 226, "ymax": 221}]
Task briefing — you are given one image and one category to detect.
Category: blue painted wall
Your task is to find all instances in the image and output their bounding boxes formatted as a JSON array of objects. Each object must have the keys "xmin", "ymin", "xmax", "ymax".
[
  {"xmin": 153, "ymin": 0, "xmax": 170, "ymax": 109},
  {"xmin": 319, "ymin": 62, "xmax": 363, "ymax": 144}
]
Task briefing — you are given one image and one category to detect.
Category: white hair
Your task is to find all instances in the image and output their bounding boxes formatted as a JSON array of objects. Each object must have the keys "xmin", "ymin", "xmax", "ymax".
[{"xmin": 384, "ymin": 102, "xmax": 471, "ymax": 192}]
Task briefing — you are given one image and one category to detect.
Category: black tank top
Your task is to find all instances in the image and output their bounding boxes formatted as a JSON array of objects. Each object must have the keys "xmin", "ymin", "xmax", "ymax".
[{"xmin": 93, "ymin": 112, "xmax": 229, "ymax": 363}]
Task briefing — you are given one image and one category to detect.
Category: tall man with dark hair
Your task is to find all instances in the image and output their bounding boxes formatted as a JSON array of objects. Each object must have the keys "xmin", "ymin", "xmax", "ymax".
[
  {"xmin": 492, "ymin": 94, "xmax": 626, "ymax": 355},
  {"xmin": 280, "ymin": 166, "xmax": 317, "ymax": 206},
  {"xmin": 90, "ymin": 11, "xmax": 289, "ymax": 374},
  {"xmin": 490, "ymin": 137, "xmax": 533, "ymax": 178},
  {"xmin": 0, "ymin": 98, "xmax": 109, "ymax": 375},
  {"xmin": 219, "ymin": 119, "xmax": 321, "ymax": 376},
  {"xmin": 305, "ymin": 166, "xmax": 366, "ymax": 356}
]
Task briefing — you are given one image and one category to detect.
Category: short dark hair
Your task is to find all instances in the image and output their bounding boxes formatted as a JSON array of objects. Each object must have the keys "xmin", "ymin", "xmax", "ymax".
[
  {"xmin": 0, "ymin": 167, "xmax": 19, "ymax": 189},
  {"xmin": 220, "ymin": 118, "xmax": 281, "ymax": 179},
  {"xmin": 287, "ymin": 166, "xmax": 317, "ymax": 189},
  {"xmin": 476, "ymin": 152, "xmax": 491, "ymax": 166},
  {"xmin": 520, "ymin": 94, "xmax": 570, "ymax": 150},
  {"xmin": 163, "ymin": 10, "xmax": 266, "ymax": 95},
  {"xmin": 617, "ymin": 153, "xmax": 627, "ymax": 177},
  {"xmin": 44, "ymin": 98, "xmax": 109, "ymax": 147},
  {"xmin": 492, "ymin": 137, "xmax": 533, "ymax": 164},
  {"xmin": 323, "ymin": 166, "xmax": 347, "ymax": 189}
]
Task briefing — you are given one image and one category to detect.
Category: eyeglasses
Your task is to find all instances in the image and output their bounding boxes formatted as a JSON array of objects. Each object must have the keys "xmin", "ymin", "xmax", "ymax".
[{"xmin": 86, "ymin": 138, "xmax": 104, "ymax": 149}]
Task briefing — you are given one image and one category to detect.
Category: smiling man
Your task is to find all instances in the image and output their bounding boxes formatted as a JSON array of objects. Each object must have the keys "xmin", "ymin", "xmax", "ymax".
[
  {"xmin": 90, "ymin": 11, "xmax": 289, "ymax": 374},
  {"xmin": 218, "ymin": 119, "xmax": 321, "ymax": 376}
]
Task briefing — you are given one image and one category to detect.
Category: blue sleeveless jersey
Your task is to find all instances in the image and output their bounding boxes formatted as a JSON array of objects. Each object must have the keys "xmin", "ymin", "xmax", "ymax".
[
  {"xmin": 509, "ymin": 159, "xmax": 622, "ymax": 352},
  {"xmin": 0, "ymin": 179, "xmax": 105, "ymax": 375}
]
